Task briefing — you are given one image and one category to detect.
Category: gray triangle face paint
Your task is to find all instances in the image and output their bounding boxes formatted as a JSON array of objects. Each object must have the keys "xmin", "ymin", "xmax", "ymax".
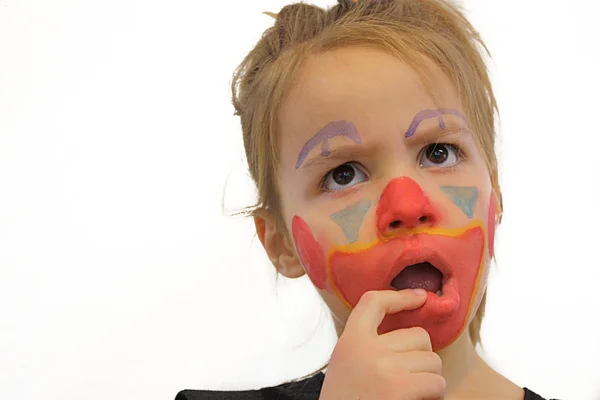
[
  {"xmin": 439, "ymin": 186, "xmax": 479, "ymax": 218},
  {"xmin": 330, "ymin": 199, "xmax": 371, "ymax": 243}
]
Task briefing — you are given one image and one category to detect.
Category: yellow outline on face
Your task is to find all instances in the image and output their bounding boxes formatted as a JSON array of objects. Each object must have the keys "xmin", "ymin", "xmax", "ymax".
[{"xmin": 324, "ymin": 219, "xmax": 489, "ymax": 327}]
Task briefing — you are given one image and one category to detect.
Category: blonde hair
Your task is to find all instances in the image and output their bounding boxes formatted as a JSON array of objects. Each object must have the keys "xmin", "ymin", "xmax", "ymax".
[{"xmin": 231, "ymin": 0, "xmax": 502, "ymax": 346}]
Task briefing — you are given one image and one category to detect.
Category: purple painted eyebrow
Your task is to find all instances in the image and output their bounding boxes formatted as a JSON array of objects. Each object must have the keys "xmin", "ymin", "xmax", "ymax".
[
  {"xmin": 404, "ymin": 108, "xmax": 469, "ymax": 138},
  {"xmin": 295, "ymin": 120, "xmax": 362, "ymax": 169}
]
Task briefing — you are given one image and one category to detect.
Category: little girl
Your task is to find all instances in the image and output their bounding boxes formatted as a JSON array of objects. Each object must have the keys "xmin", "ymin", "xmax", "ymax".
[{"xmin": 177, "ymin": 0, "xmax": 556, "ymax": 399}]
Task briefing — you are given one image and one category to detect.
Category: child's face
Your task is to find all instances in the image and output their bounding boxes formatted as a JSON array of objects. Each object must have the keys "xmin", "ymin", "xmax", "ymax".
[{"xmin": 270, "ymin": 46, "xmax": 496, "ymax": 351}]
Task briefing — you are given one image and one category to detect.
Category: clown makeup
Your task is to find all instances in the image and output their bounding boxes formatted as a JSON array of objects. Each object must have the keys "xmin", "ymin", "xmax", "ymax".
[
  {"xmin": 404, "ymin": 108, "xmax": 470, "ymax": 138},
  {"xmin": 330, "ymin": 199, "xmax": 371, "ymax": 243},
  {"xmin": 440, "ymin": 186, "xmax": 479, "ymax": 218},
  {"xmin": 295, "ymin": 120, "xmax": 362, "ymax": 169},
  {"xmin": 291, "ymin": 176, "xmax": 490, "ymax": 350},
  {"xmin": 276, "ymin": 47, "xmax": 496, "ymax": 351}
]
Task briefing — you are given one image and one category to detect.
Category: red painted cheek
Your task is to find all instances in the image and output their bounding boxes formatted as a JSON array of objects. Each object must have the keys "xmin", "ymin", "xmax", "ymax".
[
  {"xmin": 291, "ymin": 216, "xmax": 328, "ymax": 290},
  {"xmin": 487, "ymin": 193, "xmax": 496, "ymax": 258}
]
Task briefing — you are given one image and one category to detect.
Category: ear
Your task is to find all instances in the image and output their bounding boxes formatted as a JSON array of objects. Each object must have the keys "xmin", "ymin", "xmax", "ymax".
[{"xmin": 254, "ymin": 213, "xmax": 306, "ymax": 279}]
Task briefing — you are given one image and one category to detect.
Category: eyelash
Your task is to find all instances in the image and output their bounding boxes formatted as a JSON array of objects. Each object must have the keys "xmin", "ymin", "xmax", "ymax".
[
  {"xmin": 318, "ymin": 161, "xmax": 366, "ymax": 191},
  {"xmin": 419, "ymin": 142, "xmax": 467, "ymax": 166},
  {"xmin": 317, "ymin": 142, "xmax": 467, "ymax": 191}
]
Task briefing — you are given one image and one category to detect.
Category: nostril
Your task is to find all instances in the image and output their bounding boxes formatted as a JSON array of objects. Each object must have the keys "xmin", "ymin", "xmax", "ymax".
[
  {"xmin": 383, "ymin": 213, "xmax": 435, "ymax": 235},
  {"xmin": 388, "ymin": 220, "xmax": 402, "ymax": 230}
]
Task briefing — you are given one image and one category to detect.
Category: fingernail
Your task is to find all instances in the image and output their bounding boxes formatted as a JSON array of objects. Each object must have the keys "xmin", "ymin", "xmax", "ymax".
[{"xmin": 412, "ymin": 288, "xmax": 427, "ymax": 296}]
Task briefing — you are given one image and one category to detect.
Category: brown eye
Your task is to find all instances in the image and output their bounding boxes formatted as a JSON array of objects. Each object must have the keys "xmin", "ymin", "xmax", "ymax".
[
  {"xmin": 332, "ymin": 164, "xmax": 355, "ymax": 185},
  {"xmin": 323, "ymin": 162, "xmax": 368, "ymax": 191},
  {"xmin": 420, "ymin": 144, "xmax": 460, "ymax": 168}
]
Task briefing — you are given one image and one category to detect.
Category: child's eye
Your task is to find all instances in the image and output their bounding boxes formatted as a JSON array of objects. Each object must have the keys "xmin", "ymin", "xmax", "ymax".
[
  {"xmin": 419, "ymin": 143, "xmax": 462, "ymax": 168},
  {"xmin": 321, "ymin": 162, "xmax": 368, "ymax": 191}
]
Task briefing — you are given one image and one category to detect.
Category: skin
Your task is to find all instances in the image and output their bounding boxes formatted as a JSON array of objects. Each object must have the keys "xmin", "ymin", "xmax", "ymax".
[{"xmin": 255, "ymin": 46, "xmax": 522, "ymax": 399}]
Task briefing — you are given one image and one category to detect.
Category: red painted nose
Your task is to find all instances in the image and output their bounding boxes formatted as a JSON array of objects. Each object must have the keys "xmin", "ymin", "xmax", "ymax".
[{"xmin": 376, "ymin": 177, "xmax": 439, "ymax": 236}]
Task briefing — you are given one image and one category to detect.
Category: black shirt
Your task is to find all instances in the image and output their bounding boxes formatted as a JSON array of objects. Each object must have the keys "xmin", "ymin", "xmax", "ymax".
[{"xmin": 175, "ymin": 372, "xmax": 555, "ymax": 400}]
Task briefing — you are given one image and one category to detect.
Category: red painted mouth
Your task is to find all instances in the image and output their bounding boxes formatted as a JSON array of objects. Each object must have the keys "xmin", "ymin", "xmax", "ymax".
[{"xmin": 327, "ymin": 226, "xmax": 485, "ymax": 350}]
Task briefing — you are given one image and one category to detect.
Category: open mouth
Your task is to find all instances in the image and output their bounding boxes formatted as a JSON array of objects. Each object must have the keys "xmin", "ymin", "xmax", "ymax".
[{"xmin": 390, "ymin": 262, "xmax": 444, "ymax": 296}]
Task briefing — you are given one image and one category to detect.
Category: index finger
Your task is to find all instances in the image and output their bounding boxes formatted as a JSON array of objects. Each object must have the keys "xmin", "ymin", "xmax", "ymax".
[{"xmin": 345, "ymin": 289, "xmax": 428, "ymax": 337}]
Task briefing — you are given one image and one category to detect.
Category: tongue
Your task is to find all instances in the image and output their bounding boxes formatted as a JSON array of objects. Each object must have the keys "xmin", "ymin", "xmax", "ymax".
[{"xmin": 390, "ymin": 262, "xmax": 443, "ymax": 293}]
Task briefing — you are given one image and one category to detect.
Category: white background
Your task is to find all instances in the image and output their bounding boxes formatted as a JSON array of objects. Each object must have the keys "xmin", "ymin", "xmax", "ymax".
[{"xmin": 1, "ymin": 0, "xmax": 599, "ymax": 399}]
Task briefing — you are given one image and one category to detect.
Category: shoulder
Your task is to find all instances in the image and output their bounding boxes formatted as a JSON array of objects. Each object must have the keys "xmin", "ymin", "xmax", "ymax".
[
  {"xmin": 175, "ymin": 373, "xmax": 325, "ymax": 400},
  {"xmin": 523, "ymin": 387, "xmax": 560, "ymax": 400}
]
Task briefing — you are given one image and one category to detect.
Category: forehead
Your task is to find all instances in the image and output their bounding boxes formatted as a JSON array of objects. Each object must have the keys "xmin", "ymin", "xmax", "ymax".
[{"xmin": 277, "ymin": 46, "xmax": 461, "ymax": 163}]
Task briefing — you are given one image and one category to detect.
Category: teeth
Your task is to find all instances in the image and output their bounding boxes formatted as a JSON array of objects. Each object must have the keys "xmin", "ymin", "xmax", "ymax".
[{"xmin": 435, "ymin": 289, "xmax": 442, "ymax": 297}]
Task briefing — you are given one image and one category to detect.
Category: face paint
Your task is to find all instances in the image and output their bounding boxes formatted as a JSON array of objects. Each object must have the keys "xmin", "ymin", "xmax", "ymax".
[
  {"xmin": 292, "ymin": 177, "xmax": 488, "ymax": 351},
  {"xmin": 330, "ymin": 199, "xmax": 371, "ymax": 243},
  {"xmin": 404, "ymin": 108, "xmax": 469, "ymax": 138},
  {"xmin": 291, "ymin": 216, "xmax": 328, "ymax": 290},
  {"xmin": 329, "ymin": 224, "xmax": 485, "ymax": 350},
  {"xmin": 295, "ymin": 120, "xmax": 361, "ymax": 169},
  {"xmin": 439, "ymin": 186, "xmax": 479, "ymax": 218},
  {"xmin": 376, "ymin": 176, "xmax": 439, "ymax": 235}
]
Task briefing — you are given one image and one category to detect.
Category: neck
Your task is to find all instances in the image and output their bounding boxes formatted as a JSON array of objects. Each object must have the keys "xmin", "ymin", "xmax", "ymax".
[{"xmin": 436, "ymin": 330, "xmax": 480, "ymax": 394}]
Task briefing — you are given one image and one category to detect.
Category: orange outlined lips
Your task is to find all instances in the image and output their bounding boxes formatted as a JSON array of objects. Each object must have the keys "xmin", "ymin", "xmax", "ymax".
[{"xmin": 327, "ymin": 222, "xmax": 486, "ymax": 351}]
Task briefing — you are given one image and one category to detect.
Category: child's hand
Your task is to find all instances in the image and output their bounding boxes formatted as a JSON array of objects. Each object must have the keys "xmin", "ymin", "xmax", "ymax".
[{"xmin": 319, "ymin": 289, "xmax": 446, "ymax": 400}]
